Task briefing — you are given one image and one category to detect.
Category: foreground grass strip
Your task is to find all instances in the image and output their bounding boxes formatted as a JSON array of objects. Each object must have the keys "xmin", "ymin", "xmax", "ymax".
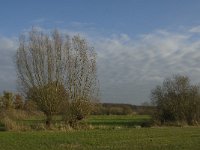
[{"xmin": 0, "ymin": 127, "xmax": 199, "ymax": 150}]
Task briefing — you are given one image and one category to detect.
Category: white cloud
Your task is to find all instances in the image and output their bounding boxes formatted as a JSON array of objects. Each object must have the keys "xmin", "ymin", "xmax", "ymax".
[
  {"xmin": 0, "ymin": 37, "xmax": 18, "ymax": 92},
  {"xmin": 1, "ymin": 26, "xmax": 200, "ymax": 104},
  {"xmin": 95, "ymin": 28, "xmax": 200, "ymax": 104},
  {"xmin": 189, "ymin": 26, "xmax": 200, "ymax": 33},
  {"xmin": 0, "ymin": 36, "xmax": 17, "ymax": 51}
]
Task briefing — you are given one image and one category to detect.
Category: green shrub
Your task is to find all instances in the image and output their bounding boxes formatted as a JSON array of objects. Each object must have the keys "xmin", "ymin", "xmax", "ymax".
[{"xmin": 62, "ymin": 99, "xmax": 93, "ymax": 128}]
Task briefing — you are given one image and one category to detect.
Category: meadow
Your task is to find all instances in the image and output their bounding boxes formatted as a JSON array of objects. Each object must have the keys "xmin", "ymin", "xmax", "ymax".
[{"xmin": 0, "ymin": 115, "xmax": 200, "ymax": 150}]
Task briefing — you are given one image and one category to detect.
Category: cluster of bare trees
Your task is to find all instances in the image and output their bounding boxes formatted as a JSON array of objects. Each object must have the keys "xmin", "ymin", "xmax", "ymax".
[
  {"xmin": 16, "ymin": 28, "xmax": 98, "ymax": 127},
  {"xmin": 151, "ymin": 75, "xmax": 200, "ymax": 125}
]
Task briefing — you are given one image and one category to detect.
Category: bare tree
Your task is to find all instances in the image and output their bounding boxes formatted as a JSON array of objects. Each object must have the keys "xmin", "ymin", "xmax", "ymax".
[
  {"xmin": 62, "ymin": 35, "xmax": 99, "ymax": 124},
  {"xmin": 16, "ymin": 28, "xmax": 98, "ymax": 127},
  {"xmin": 151, "ymin": 75, "xmax": 200, "ymax": 125}
]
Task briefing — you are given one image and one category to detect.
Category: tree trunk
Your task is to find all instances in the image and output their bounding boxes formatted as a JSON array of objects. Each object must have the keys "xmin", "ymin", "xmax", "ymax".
[{"xmin": 46, "ymin": 115, "xmax": 52, "ymax": 128}]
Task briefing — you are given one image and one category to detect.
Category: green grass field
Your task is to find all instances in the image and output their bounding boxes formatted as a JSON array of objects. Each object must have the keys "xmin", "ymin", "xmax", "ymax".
[
  {"xmin": 0, "ymin": 115, "xmax": 199, "ymax": 150},
  {"xmin": 86, "ymin": 115, "xmax": 151, "ymax": 127},
  {"xmin": 19, "ymin": 115, "xmax": 151, "ymax": 128}
]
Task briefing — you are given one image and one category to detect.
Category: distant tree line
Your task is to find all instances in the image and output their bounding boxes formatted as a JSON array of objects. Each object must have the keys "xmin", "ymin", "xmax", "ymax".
[
  {"xmin": 0, "ymin": 91, "xmax": 39, "ymax": 113},
  {"xmin": 92, "ymin": 103, "xmax": 155, "ymax": 115},
  {"xmin": 0, "ymin": 91, "xmax": 25, "ymax": 110}
]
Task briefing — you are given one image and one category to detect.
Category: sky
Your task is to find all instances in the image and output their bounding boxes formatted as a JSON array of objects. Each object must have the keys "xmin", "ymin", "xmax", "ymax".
[{"xmin": 1, "ymin": 0, "xmax": 200, "ymax": 104}]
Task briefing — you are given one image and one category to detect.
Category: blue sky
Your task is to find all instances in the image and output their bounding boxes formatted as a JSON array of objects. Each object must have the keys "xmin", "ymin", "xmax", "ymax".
[
  {"xmin": 1, "ymin": 0, "xmax": 200, "ymax": 104},
  {"xmin": 1, "ymin": 0, "xmax": 200, "ymax": 36}
]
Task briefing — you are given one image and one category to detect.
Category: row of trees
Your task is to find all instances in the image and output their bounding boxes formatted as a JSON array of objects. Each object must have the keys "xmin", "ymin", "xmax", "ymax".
[
  {"xmin": 93, "ymin": 104, "xmax": 133, "ymax": 115},
  {"xmin": 92, "ymin": 103, "xmax": 155, "ymax": 115},
  {"xmin": 15, "ymin": 28, "xmax": 99, "ymax": 127},
  {"xmin": 0, "ymin": 92, "xmax": 24, "ymax": 110},
  {"xmin": 151, "ymin": 75, "xmax": 200, "ymax": 125}
]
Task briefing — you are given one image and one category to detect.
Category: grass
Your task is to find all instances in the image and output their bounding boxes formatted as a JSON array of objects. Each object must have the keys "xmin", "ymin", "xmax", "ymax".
[
  {"xmin": 20, "ymin": 115, "xmax": 151, "ymax": 127},
  {"xmin": 0, "ymin": 115, "xmax": 199, "ymax": 150},
  {"xmin": 0, "ymin": 127, "xmax": 199, "ymax": 150},
  {"xmin": 85, "ymin": 115, "xmax": 151, "ymax": 127}
]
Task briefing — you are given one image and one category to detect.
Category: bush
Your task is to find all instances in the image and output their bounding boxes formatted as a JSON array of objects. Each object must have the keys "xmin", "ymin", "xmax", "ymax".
[
  {"xmin": 30, "ymin": 123, "xmax": 46, "ymax": 131},
  {"xmin": 0, "ymin": 106, "xmax": 36, "ymax": 130},
  {"xmin": 0, "ymin": 116, "xmax": 19, "ymax": 131},
  {"xmin": 0, "ymin": 91, "xmax": 14, "ymax": 109},
  {"xmin": 0, "ymin": 109, "xmax": 30, "ymax": 131},
  {"xmin": 62, "ymin": 99, "xmax": 93, "ymax": 128},
  {"xmin": 151, "ymin": 75, "xmax": 200, "ymax": 125}
]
